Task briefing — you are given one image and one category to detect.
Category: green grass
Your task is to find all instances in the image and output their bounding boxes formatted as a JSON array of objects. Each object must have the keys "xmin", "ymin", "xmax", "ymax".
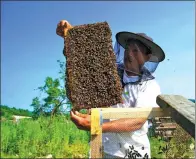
[
  {"xmin": 1, "ymin": 116, "xmax": 90, "ymax": 158},
  {"xmin": 150, "ymin": 137, "xmax": 167, "ymax": 158},
  {"xmin": 1, "ymin": 116, "xmax": 195, "ymax": 158}
]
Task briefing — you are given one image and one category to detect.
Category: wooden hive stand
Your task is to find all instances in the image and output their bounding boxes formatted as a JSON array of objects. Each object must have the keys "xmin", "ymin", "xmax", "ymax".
[{"xmin": 90, "ymin": 95, "xmax": 195, "ymax": 158}]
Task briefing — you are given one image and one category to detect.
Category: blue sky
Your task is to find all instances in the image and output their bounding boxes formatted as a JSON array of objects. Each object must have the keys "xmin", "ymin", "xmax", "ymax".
[{"xmin": 1, "ymin": 1, "xmax": 195, "ymax": 111}]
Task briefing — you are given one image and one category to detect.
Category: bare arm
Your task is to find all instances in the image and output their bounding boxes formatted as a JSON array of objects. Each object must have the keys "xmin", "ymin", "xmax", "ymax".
[
  {"xmin": 70, "ymin": 111, "xmax": 147, "ymax": 133},
  {"xmin": 102, "ymin": 118, "xmax": 147, "ymax": 133}
]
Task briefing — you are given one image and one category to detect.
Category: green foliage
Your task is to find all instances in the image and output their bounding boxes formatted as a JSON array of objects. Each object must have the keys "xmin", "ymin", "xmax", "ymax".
[
  {"xmin": 150, "ymin": 137, "xmax": 167, "ymax": 158},
  {"xmin": 162, "ymin": 125, "xmax": 195, "ymax": 158},
  {"xmin": 1, "ymin": 105, "xmax": 32, "ymax": 120},
  {"xmin": 31, "ymin": 60, "xmax": 71, "ymax": 118},
  {"xmin": 2, "ymin": 114, "xmax": 194, "ymax": 158},
  {"xmin": 1, "ymin": 115, "xmax": 90, "ymax": 158},
  {"xmin": 149, "ymin": 125, "xmax": 195, "ymax": 159}
]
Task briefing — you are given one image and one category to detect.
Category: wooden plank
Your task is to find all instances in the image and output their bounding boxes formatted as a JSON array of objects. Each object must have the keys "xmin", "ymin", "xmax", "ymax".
[
  {"xmin": 162, "ymin": 135, "xmax": 173, "ymax": 138},
  {"xmin": 91, "ymin": 109, "xmax": 102, "ymax": 135},
  {"xmin": 158, "ymin": 117, "xmax": 172, "ymax": 119},
  {"xmin": 156, "ymin": 95, "xmax": 195, "ymax": 138},
  {"xmin": 90, "ymin": 109, "xmax": 103, "ymax": 158},
  {"xmin": 155, "ymin": 121, "xmax": 162, "ymax": 124},
  {"xmin": 159, "ymin": 123, "xmax": 176, "ymax": 127},
  {"xmin": 100, "ymin": 107, "xmax": 169, "ymax": 119},
  {"xmin": 156, "ymin": 126, "xmax": 176, "ymax": 130}
]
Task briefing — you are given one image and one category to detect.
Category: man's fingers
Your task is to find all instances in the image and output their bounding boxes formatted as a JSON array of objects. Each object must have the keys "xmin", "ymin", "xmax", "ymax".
[
  {"xmin": 70, "ymin": 111, "xmax": 83, "ymax": 125},
  {"xmin": 75, "ymin": 111, "xmax": 88, "ymax": 118},
  {"xmin": 70, "ymin": 111, "xmax": 79, "ymax": 121},
  {"xmin": 60, "ymin": 20, "xmax": 66, "ymax": 26},
  {"xmin": 70, "ymin": 111, "xmax": 88, "ymax": 130},
  {"xmin": 70, "ymin": 111, "xmax": 78, "ymax": 124}
]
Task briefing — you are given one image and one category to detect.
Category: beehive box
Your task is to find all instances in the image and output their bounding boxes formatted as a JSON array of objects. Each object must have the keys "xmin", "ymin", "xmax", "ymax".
[{"xmin": 64, "ymin": 22, "xmax": 122, "ymax": 110}]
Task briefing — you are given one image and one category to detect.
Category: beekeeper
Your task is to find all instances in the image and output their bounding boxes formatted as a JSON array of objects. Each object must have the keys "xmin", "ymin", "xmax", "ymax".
[{"xmin": 70, "ymin": 31, "xmax": 165, "ymax": 158}]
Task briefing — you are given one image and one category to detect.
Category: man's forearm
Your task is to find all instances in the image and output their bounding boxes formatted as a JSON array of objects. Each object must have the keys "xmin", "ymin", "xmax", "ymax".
[{"xmin": 102, "ymin": 118, "xmax": 147, "ymax": 133}]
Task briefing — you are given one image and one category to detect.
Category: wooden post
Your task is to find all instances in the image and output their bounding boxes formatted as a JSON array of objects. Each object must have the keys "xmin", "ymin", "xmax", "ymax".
[{"xmin": 91, "ymin": 108, "xmax": 103, "ymax": 158}]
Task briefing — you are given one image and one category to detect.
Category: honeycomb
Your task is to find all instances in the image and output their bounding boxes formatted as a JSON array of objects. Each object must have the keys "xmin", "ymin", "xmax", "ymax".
[{"xmin": 64, "ymin": 22, "xmax": 123, "ymax": 110}]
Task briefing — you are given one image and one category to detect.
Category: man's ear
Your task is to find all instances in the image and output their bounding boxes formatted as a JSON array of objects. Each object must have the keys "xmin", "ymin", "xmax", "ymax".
[{"xmin": 146, "ymin": 53, "xmax": 152, "ymax": 61}]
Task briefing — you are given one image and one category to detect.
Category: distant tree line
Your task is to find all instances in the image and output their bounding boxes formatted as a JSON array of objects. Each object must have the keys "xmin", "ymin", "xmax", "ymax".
[{"xmin": 0, "ymin": 105, "xmax": 32, "ymax": 120}]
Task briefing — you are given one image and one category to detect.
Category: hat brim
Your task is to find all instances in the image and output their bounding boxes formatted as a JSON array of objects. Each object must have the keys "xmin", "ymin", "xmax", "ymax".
[{"xmin": 116, "ymin": 32, "xmax": 165, "ymax": 62}]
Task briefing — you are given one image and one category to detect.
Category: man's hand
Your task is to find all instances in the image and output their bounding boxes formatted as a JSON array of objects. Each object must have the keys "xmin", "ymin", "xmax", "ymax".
[
  {"xmin": 56, "ymin": 20, "xmax": 73, "ymax": 38},
  {"xmin": 70, "ymin": 110, "xmax": 91, "ymax": 131}
]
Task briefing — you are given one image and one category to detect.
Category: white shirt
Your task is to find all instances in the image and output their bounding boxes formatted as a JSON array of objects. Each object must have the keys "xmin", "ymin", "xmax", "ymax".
[{"xmin": 102, "ymin": 79, "xmax": 161, "ymax": 158}]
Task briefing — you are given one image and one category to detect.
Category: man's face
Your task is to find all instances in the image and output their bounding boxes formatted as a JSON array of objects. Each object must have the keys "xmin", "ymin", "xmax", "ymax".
[{"xmin": 124, "ymin": 40, "xmax": 151, "ymax": 74}]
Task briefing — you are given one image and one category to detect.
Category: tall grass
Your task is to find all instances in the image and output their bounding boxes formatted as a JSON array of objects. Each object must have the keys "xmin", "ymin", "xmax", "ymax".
[
  {"xmin": 2, "ymin": 116, "xmax": 194, "ymax": 158},
  {"xmin": 1, "ymin": 115, "xmax": 90, "ymax": 158}
]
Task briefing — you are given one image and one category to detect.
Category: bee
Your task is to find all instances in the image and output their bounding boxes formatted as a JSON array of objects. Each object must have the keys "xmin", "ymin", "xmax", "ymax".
[{"xmin": 64, "ymin": 22, "xmax": 123, "ymax": 110}]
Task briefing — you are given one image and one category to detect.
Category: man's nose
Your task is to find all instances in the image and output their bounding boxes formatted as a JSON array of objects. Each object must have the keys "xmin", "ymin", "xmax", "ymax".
[
  {"xmin": 126, "ymin": 50, "xmax": 135, "ymax": 58},
  {"xmin": 129, "ymin": 50, "xmax": 134, "ymax": 55}
]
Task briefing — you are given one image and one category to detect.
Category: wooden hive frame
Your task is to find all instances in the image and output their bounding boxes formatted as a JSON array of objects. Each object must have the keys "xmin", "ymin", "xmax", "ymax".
[
  {"xmin": 58, "ymin": 20, "xmax": 123, "ymax": 111},
  {"xmin": 90, "ymin": 95, "xmax": 195, "ymax": 158}
]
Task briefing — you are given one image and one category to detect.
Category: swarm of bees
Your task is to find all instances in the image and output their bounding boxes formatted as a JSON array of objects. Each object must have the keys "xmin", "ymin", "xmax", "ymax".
[{"xmin": 63, "ymin": 21, "xmax": 122, "ymax": 110}]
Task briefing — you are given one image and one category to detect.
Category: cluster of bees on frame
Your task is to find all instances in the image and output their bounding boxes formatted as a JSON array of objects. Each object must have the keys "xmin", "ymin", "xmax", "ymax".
[{"xmin": 64, "ymin": 22, "xmax": 123, "ymax": 110}]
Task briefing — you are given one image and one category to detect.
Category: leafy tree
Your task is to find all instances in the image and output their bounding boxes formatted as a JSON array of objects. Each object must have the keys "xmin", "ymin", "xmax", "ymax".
[
  {"xmin": 31, "ymin": 97, "xmax": 45, "ymax": 118},
  {"xmin": 31, "ymin": 60, "xmax": 71, "ymax": 118}
]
